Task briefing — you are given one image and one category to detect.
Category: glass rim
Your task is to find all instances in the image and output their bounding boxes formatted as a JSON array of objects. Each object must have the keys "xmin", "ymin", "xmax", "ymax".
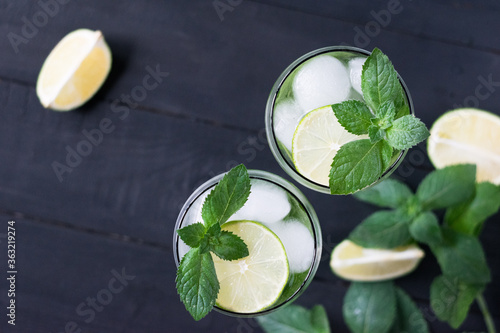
[
  {"xmin": 173, "ymin": 169, "xmax": 323, "ymax": 318},
  {"xmin": 265, "ymin": 45, "xmax": 414, "ymax": 194}
]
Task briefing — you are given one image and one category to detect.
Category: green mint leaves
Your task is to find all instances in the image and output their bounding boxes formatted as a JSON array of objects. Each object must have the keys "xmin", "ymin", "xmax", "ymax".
[
  {"xmin": 202, "ymin": 164, "xmax": 251, "ymax": 227},
  {"xmin": 351, "ymin": 164, "xmax": 477, "ymax": 248},
  {"xmin": 351, "ymin": 163, "xmax": 500, "ymax": 329},
  {"xmin": 176, "ymin": 164, "xmax": 251, "ymax": 320},
  {"xmin": 343, "ymin": 281, "xmax": 396, "ymax": 333},
  {"xmin": 385, "ymin": 115, "xmax": 429, "ymax": 150},
  {"xmin": 176, "ymin": 248, "xmax": 219, "ymax": 321},
  {"xmin": 430, "ymin": 275, "xmax": 484, "ymax": 329},
  {"xmin": 329, "ymin": 139, "xmax": 393, "ymax": 195},
  {"xmin": 343, "ymin": 281, "xmax": 429, "ymax": 333},
  {"xmin": 329, "ymin": 48, "xmax": 429, "ymax": 194},
  {"xmin": 416, "ymin": 164, "xmax": 476, "ymax": 210},
  {"xmin": 331, "ymin": 100, "xmax": 373, "ymax": 135},
  {"xmin": 257, "ymin": 304, "xmax": 331, "ymax": 333}
]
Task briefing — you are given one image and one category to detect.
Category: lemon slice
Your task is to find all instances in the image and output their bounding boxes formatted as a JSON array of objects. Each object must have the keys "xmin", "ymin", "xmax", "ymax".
[
  {"xmin": 292, "ymin": 106, "xmax": 368, "ymax": 186},
  {"xmin": 36, "ymin": 29, "xmax": 112, "ymax": 111},
  {"xmin": 428, "ymin": 108, "xmax": 500, "ymax": 184},
  {"xmin": 213, "ymin": 220, "xmax": 289, "ymax": 313},
  {"xmin": 330, "ymin": 240, "xmax": 424, "ymax": 281}
]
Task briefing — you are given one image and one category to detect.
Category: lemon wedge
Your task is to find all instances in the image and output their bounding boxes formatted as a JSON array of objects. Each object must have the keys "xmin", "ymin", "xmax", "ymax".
[
  {"xmin": 36, "ymin": 28, "xmax": 112, "ymax": 111},
  {"xmin": 428, "ymin": 108, "xmax": 500, "ymax": 184},
  {"xmin": 330, "ymin": 240, "xmax": 424, "ymax": 281}
]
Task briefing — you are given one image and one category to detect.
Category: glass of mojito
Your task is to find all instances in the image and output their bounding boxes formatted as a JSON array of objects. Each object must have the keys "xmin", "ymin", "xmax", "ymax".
[
  {"xmin": 173, "ymin": 169, "xmax": 322, "ymax": 317},
  {"xmin": 265, "ymin": 46, "xmax": 415, "ymax": 194}
]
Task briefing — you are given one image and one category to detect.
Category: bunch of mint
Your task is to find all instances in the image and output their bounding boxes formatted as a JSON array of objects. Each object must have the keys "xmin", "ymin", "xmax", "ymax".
[
  {"xmin": 329, "ymin": 48, "xmax": 429, "ymax": 195},
  {"xmin": 342, "ymin": 164, "xmax": 500, "ymax": 331},
  {"xmin": 175, "ymin": 164, "xmax": 251, "ymax": 320}
]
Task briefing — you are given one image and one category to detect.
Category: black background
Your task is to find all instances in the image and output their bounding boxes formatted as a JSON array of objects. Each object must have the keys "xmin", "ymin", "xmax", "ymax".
[{"xmin": 0, "ymin": 0, "xmax": 499, "ymax": 332}]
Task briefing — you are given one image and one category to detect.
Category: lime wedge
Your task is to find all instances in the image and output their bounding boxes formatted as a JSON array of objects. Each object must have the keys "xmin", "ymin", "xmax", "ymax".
[
  {"xmin": 292, "ymin": 106, "xmax": 368, "ymax": 186},
  {"xmin": 330, "ymin": 240, "xmax": 424, "ymax": 281},
  {"xmin": 428, "ymin": 108, "xmax": 500, "ymax": 184},
  {"xmin": 213, "ymin": 220, "xmax": 289, "ymax": 313},
  {"xmin": 36, "ymin": 29, "xmax": 112, "ymax": 111}
]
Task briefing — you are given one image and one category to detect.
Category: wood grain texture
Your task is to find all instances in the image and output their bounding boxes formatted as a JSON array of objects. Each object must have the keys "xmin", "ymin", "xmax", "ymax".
[{"xmin": 0, "ymin": 0, "xmax": 499, "ymax": 332}]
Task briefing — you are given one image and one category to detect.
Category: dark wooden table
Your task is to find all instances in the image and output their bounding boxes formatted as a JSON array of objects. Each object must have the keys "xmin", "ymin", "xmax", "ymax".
[{"xmin": 0, "ymin": 1, "xmax": 499, "ymax": 332}]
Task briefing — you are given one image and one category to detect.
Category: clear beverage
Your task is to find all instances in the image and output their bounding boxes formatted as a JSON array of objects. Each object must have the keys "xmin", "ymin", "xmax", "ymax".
[
  {"xmin": 173, "ymin": 170, "xmax": 322, "ymax": 317},
  {"xmin": 265, "ymin": 46, "xmax": 414, "ymax": 193}
]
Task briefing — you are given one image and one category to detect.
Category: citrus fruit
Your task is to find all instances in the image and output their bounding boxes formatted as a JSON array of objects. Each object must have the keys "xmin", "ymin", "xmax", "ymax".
[
  {"xmin": 292, "ymin": 106, "xmax": 368, "ymax": 186},
  {"xmin": 428, "ymin": 108, "xmax": 500, "ymax": 184},
  {"xmin": 330, "ymin": 240, "xmax": 424, "ymax": 281},
  {"xmin": 213, "ymin": 220, "xmax": 289, "ymax": 313},
  {"xmin": 36, "ymin": 29, "xmax": 112, "ymax": 111}
]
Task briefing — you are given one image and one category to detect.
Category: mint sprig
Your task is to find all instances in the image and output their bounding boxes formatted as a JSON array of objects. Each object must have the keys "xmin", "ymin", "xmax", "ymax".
[
  {"xmin": 329, "ymin": 48, "xmax": 429, "ymax": 194},
  {"xmin": 350, "ymin": 163, "xmax": 500, "ymax": 330},
  {"xmin": 176, "ymin": 164, "xmax": 251, "ymax": 320}
]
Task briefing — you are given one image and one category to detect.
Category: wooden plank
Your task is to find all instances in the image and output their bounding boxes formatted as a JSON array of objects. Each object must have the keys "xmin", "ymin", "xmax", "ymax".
[{"xmin": 255, "ymin": 0, "xmax": 500, "ymax": 52}]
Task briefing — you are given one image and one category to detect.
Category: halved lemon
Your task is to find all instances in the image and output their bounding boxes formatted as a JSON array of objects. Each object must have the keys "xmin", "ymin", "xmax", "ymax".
[
  {"xmin": 428, "ymin": 108, "xmax": 500, "ymax": 184},
  {"xmin": 213, "ymin": 220, "xmax": 289, "ymax": 313},
  {"xmin": 292, "ymin": 106, "xmax": 368, "ymax": 186},
  {"xmin": 330, "ymin": 240, "xmax": 424, "ymax": 281},
  {"xmin": 36, "ymin": 29, "xmax": 112, "ymax": 111}
]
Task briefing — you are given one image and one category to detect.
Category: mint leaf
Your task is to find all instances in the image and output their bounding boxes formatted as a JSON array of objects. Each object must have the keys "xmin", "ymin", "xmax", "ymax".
[
  {"xmin": 446, "ymin": 182, "xmax": 500, "ymax": 236},
  {"xmin": 386, "ymin": 116, "xmax": 429, "ymax": 150},
  {"xmin": 354, "ymin": 178, "xmax": 414, "ymax": 208},
  {"xmin": 177, "ymin": 223, "xmax": 206, "ymax": 248},
  {"xmin": 343, "ymin": 281, "xmax": 396, "ymax": 333},
  {"xmin": 430, "ymin": 275, "xmax": 484, "ymax": 329},
  {"xmin": 368, "ymin": 125, "xmax": 385, "ymax": 143},
  {"xmin": 409, "ymin": 211, "xmax": 442, "ymax": 246},
  {"xmin": 331, "ymin": 100, "xmax": 373, "ymax": 135},
  {"xmin": 430, "ymin": 228, "xmax": 491, "ymax": 284},
  {"xmin": 257, "ymin": 304, "xmax": 331, "ymax": 333},
  {"xmin": 202, "ymin": 164, "xmax": 251, "ymax": 227},
  {"xmin": 416, "ymin": 164, "xmax": 476, "ymax": 210},
  {"xmin": 329, "ymin": 139, "xmax": 393, "ymax": 195},
  {"xmin": 349, "ymin": 210, "xmax": 412, "ymax": 249},
  {"xmin": 376, "ymin": 101, "xmax": 396, "ymax": 129},
  {"xmin": 211, "ymin": 230, "xmax": 248, "ymax": 261},
  {"xmin": 361, "ymin": 48, "xmax": 402, "ymax": 113},
  {"xmin": 390, "ymin": 287, "xmax": 429, "ymax": 333},
  {"xmin": 176, "ymin": 247, "xmax": 219, "ymax": 321},
  {"xmin": 310, "ymin": 305, "xmax": 331, "ymax": 333}
]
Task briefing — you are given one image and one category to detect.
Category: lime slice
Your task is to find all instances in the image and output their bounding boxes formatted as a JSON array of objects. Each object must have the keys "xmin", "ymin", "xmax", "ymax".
[
  {"xmin": 37, "ymin": 29, "xmax": 112, "ymax": 111},
  {"xmin": 428, "ymin": 108, "xmax": 500, "ymax": 184},
  {"xmin": 330, "ymin": 240, "xmax": 424, "ymax": 281},
  {"xmin": 213, "ymin": 220, "xmax": 289, "ymax": 313},
  {"xmin": 292, "ymin": 106, "xmax": 368, "ymax": 186}
]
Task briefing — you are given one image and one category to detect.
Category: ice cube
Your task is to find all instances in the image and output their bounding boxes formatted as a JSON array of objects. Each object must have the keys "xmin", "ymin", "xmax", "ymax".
[
  {"xmin": 348, "ymin": 57, "xmax": 366, "ymax": 95},
  {"xmin": 269, "ymin": 220, "xmax": 314, "ymax": 273},
  {"xmin": 274, "ymin": 99, "xmax": 307, "ymax": 152},
  {"xmin": 293, "ymin": 55, "xmax": 351, "ymax": 112},
  {"xmin": 229, "ymin": 179, "xmax": 291, "ymax": 224}
]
